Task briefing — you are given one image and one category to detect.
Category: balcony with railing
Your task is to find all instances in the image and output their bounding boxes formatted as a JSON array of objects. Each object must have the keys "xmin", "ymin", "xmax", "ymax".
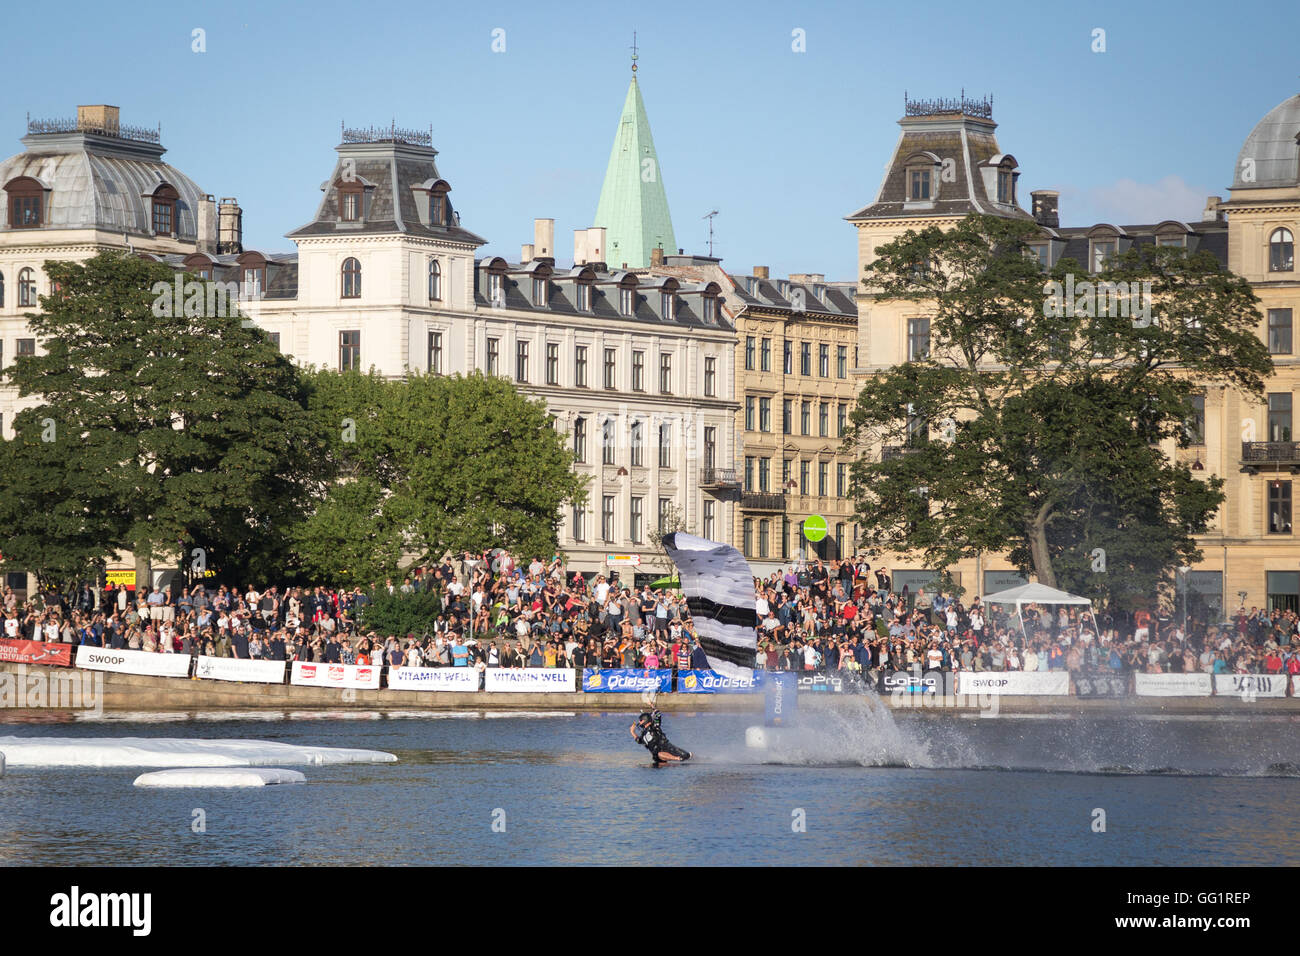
[
  {"xmin": 880, "ymin": 445, "xmax": 921, "ymax": 462},
  {"xmin": 1241, "ymin": 441, "xmax": 1300, "ymax": 473},
  {"xmin": 699, "ymin": 467, "xmax": 740, "ymax": 489},
  {"xmin": 740, "ymin": 492, "xmax": 785, "ymax": 512}
]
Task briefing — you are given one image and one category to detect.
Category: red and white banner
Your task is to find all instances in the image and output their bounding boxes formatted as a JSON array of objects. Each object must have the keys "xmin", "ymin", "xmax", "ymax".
[
  {"xmin": 0, "ymin": 639, "xmax": 73, "ymax": 667},
  {"xmin": 484, "ymin": 668, "xmax": 575, "ymax": 693},
  {"xmin": 195, "ymin": 656, "xmax": 287, "ymax": 684},
  {"xmin": 76, "ymin": 646, "xmax": 192, "ymax": 678},
  {"xmin": 954, "ymin": 671, "xmax": 1070, "ymax": 696},
  {"xmin": 387, "ymin": 667, "xmax": 479, "ymax": 691},
  {"xmin": 1134, "ymin": 672, "xmax": 1212, "ymax": 697},
  {"xmin": 290, "ymin": 660, "xmax": 381, "ymax": 690}
]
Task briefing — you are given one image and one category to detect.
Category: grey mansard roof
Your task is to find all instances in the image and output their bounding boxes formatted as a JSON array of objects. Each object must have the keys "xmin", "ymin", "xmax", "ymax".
[{"xmin": 1232, "ymin": 93, "xmax": 1300, "ymax": 190}]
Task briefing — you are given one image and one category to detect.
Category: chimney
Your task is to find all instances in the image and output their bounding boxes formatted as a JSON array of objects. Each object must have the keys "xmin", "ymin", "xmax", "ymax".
[
  {"xmin": 650, "ymin": 247, "xmax": 665, "ymax": 267},
  {"xmin": 575, "ymin": 226, "xmax": 605, "ymax": 266},
  {"xmin": 1030, "ymin": 190, "xmax": 1059, "ymax": 228},
  {"xmin": 522, "ymin": 243, "xmax": 535, "ymax": 262},
  {"xmin": 1203, "ymin": 196, "xmax": 1224, "ymax": 223},
  {"xmin": 197, "ymin": 195, "xmax": 218, "ymax": 254},
  {"xmin": 217, "ymin": 198, "xmax": 243, "ymax": 254},
  {"xmin": 77, "ymin": 104, "xmax": 120, "ymax": 135},
  {"xmin": 753, "ymin": 266, "xmax": 769, "ymax": 279},
  {"xmin": 533, "ymin": 218, "xmax": 555, "ymax": 258},
  {"xmin": 788, "ymin": 273, "xmax": 824, "ymax": 284}
]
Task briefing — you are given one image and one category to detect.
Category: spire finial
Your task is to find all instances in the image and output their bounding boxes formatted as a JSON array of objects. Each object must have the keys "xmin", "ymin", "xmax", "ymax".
[{"xmin": 630, "ymin": 30, "xmax": 638, "ymax": 73}]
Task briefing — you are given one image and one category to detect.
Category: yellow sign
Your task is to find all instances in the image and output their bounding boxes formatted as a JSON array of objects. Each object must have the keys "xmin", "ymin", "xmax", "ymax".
[{"xmin": 105, "ymin": 569, "xmax": 136, "ymax": 588}]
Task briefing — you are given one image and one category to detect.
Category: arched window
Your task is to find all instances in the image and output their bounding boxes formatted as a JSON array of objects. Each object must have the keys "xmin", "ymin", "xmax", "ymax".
[
  {"xmin": 341, "ymin": 257, "xmax": 361, "ymax": 298},
  {"xmin": 428, "ymin": 260, "xmax": 441, "ymax": 301},
  {"xmin": 17, "ymin": 268, "xmax": 37, "ymax": 307},
  {"xmin": 151, "ymin": 184, "xmax": 179, "ymax": 237},
  {"xmin": 6, "ymin": 177, "xmax": 44, "ymax": 228},
  {"xmin": 1270, "ymin": 228, "xmax": 1295, "ymax": 273}
]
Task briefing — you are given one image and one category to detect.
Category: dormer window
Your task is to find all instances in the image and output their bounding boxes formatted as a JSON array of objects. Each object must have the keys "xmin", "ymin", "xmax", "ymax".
[
  {"xmin": 1026, "ymin": 242, "xmax": 1048, "ymax": 268},
  {"xmin": 488, "ymin": 272, "xmax": 503, "ymax": 305},
  {"xmin": 909, "ymin": 169, "xmax": 931, "ymax": 201},
  {"xmin": 662, "ymin": 292, "xmax": 676, "ymax": 319},
  {"xmin": 1091, "ymin": 239, "xmax": 1118, "ymax": 272},
  {"xmin": 532, "ymin": 277, "xmax": 548, "ymax": 307},
  {"xmin": 430, "ymin": 192, "xmax": 445, "ymax": 226},
  {"xmin": 6, "ymin": 177, "xmax": 44, "ymax": 228},
  {"xmin": 702, "ymin": 294, "xmax": 716, "ymax": 323},
  {"xmin": 620, "ymin": 287, "xmax": 634, "ymax": 316},
  {"xmin": 338, "ymin": 180, "xmax": 363, "ymax": 222},
  {"xmin": 151, "ymin": 184, "xmax": 179, "ymax": 237},
  {"xmin": 1271, "ymin": 228, "xmax": 1295, "ymax": 272},
  {"xmin": 997, "ymin": 170, "xmax": 1014, "ymax": 204},
  {"xmin": 1156, "ymin": 235, "xmax": 1185, "ymax": 248},
  {"xmin": 576, "ymin": 282, "xmax": 591, "ymax": 312}
]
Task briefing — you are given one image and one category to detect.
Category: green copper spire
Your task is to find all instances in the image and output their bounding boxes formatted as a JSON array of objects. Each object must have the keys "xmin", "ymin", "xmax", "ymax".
[{"xmin": 593, "ymin": 70, "xmax": 677, "ymax": 269}]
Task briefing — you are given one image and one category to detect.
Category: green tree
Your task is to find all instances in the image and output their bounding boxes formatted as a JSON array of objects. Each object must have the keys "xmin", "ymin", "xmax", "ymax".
[
  {"xmin": 293, "ymin": 369, "xmax": 588, "ymax": 582},
  {"xmin": 846, "ymin": 213, "xmax": 1271, "ymax": 610},
  {"xmin": 0, "ymin": 252, "xmax": 317, "ymax": 592}
]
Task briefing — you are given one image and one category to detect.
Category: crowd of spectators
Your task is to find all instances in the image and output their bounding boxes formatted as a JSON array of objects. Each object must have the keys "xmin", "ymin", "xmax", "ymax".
[{"xmin": 3, "ymin": 553, "xmax": 1299, "ymax": 684}]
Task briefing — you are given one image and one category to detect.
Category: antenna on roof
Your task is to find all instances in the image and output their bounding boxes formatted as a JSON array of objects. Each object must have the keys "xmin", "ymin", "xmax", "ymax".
[
  {"xmin": 630, "ymin": 30, "xmax": 638, "ymax": 74},
  {"xmin": 703, "ymin": 209, "xmax": 719, "ymax": 257}
]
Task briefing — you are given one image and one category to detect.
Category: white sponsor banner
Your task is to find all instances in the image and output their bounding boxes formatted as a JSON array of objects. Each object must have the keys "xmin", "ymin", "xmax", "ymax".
[
  {"xmin": 195, "ymin": 656, "xmax": 287, "ymax": 685},
  {"xmin": 387, "ymin": 667, "xmax": 479, "ymax": 692},
  {"xmin": 954, "ymin": 671, "xmax": 1070, "ymax": 696},
  {"xmin": 1215, "ymin": 673, "xmax": 1288, "ymax": 699},
  {"xmin": 76, "ymin": 646, "xmax": 192, "ymax": 679},
  {"xmin": 1134, "ymin": 672, "xmax": 1212, "ymax": 697},
  {"xmin": 484, "ymin": 668, "xmax": 575, "ymax": 693},
  {"xmin": 290, "ymin": 660, "xmax": 381, "ymax": 690}
]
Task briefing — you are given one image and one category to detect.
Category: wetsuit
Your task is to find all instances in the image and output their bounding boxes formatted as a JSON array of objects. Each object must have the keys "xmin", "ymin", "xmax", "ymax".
[{"xmin": 632, "ymin": 712, "xmax": 691, "ymax": 763}]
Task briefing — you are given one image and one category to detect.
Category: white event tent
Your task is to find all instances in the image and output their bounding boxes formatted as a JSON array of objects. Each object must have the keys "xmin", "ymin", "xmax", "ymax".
[{"xmin": 981, "ymin": 582, "xmax": 1101, "ymax": 641}]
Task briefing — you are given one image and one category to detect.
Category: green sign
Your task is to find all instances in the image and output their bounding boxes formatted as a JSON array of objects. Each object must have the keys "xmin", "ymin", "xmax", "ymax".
[{"xmin": 803, "ymin": 515, "xmax": 828, "ymax": 542}]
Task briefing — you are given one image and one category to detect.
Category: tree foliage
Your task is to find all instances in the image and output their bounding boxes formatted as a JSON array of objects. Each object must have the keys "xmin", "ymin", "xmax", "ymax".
[{"xmin": 846, "ymin": 213, "xmax": 1271, "ymax": 610}]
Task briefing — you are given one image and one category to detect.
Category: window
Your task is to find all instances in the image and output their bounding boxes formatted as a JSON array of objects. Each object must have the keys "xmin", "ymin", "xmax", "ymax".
[
  {"xmin": 754, "ymin": 457, "xmax": 768, "ymax": 493},
  {"xmin": 997, "ymin": 169, "xmax": 1014, "ymax": 205},
  {"xmin": 515, "ymin": 340, "xmax": 529, "ymax": 382},
  {"xmin": 818, "ymin": 461, "xmax": 828, "ymax": 496},
  {"xmin": 1026, "ymin": 242, "xmax": 1049, "ymax": 268},
  {"xmin": 17, "ymin": 268, "xmax": 37, "ymax": 307},
  {"xmin": 743, "ymin": 519, "xmax": 753, "ymax": 557},
  {"xmin": 1091, "ymin": 239, "xmax": 1117, "ymax": 273},
  {"xmin": 838, "ymin": 403, "xmax": 847, "ymax": 437},
  {"xmin": 573, "ymin": 417, "xmax": 587, "ymax": 463},
  {"xmin": 819, "ymin": 402, "xmax": 829, "ymax": 437},
  {"xmin": 759, "ymin": 397, "xmax": 771, "ymax": 432},
  {"xmin": 801, "ymin": 401, "xmax": 810, "ymax": 436},
  {"xmin": 753, "ymin": 337, "xmax": 767, "ymax": 372},
  {"xmin": 1270, "ymin": 228, "xmax": 1295, "ymax": 273},
  {"xmin": 744, "ymin": 456, "xmax": 755, "ymax": 492},
  {"xmin": 661, "ymin": 292, "xmax": 675, "ymax": 319},
  {"xmin": 602, "ymin": 418, "xmax": 616, "ymax": 465},
  {"xmin": 704, "ymin": 427, "xmax": 716, "ymax": 470},
  {"xmin": 800, "ymin": 342, "xmax": 811, "ymax": 376},
  {"xmin": 16, "ymin": 338, "xmax": 35, "ymax": 357},
  {"xmin": 7, "ymin": 177, "xmax": 43, "ymax": 228},
  {"xmin": 604, "ymin": 348, "xmax": 617, "ymax": 389},
  {"xmin": 430, "ymin": 192, "xmax": 445, "ymax": 226},
  {"xmin": 1186, "ymin": 395, "xmax": 1205, "ymax": 446},
  {"xmin": 576, "ymin": 282, "xmax": 591, "ymax": 312},
  {"xmin": 658, "ymin": 423, "xmax": 671, "ymax": 468},
  {"xmin": 620, "ymin": 287, "xmax": 635, "ymax": 316},
  {"xmin": 632, "ymin": 350, "xmax": 644, "ymax": 391},
  {"xmin": 630, "ymin": 497, "xmax": 643, "ymax": 543},
  {"xmin": 339, "ymin": 330, "xmax": 360, "ymax": 371},
  {"xmin": 243, "ymin": 267, "xmax": 264, "ymax": 296},
  {"xmin": 575, "ymin": 345, "xmax": 587, "ymax": 387},
  {"xmin": 267, "ymin": 331, "xmax": 280, "ymax": 350},
  {"xmin": 704, "ymin": 357, "xmax": 717, "ymax": 397},
  {"xmin": 799, "ymin": 460, "xmax": 809, "ymax": 495},
  {"xmin": 702, "ymin": 295, "xmax": 716, "ymax": 323},
  {"xmin": 835, "ymin": 523, "xmax": 845, "ymax": 558},
  {"xmin": 427, "ymin": 330, "xmax": 443, "ymax": 374},
  {"xmin": 546, "ymin": 343, "xmax": 559, "ymax": 385},
  {"xmin": 659, "ymin": 353, "xmax": 672, "ymax": 394},
  {"xmin": 745, "ymin": 396, "xmax": 755, "ymax": 432},
  {"xmin": 532, "ymin": 277, "xmax": 547, "ymax": 307},
  {"xmin": 339, "ymin": 182, "xmax": 362, "ymax": 222},
  {"xmin": 630, "ymin": 420, "xmax": 644, "ymax": 467},
  {"xmin": 0, "ymin": 271, "xmax": 5, "ymax": 307},
  {"xmin": 907, "ymin": 318, "xmax": 930, "ymax": 361},
  {"xmin": 1268, "ymin": 481, "xmax": 1292, "ymax": 534},
  {"xmin": 1156, "ymin": 234, "xmax": 1185, "ymax": 248},
  {"xmin": 602, "ymin": 496, "xmax": 615, "ymax": 543},
  {"xmin": 428, "ymin": 260, "xmax": 442, "ymax": 301},
  {"xmin": 703, "ymin": 500, "xmax": 715, "ymax": 540},
  {"xmin": 745, "ymin": 336, "xmax": 755, "ymax": 370},
  {"xmin": 571, "ymin": 504, "xmax": 586, "ymax": 542},
  {"xmin": 909, "ymin": 168, "xmax": 931, "ymax": 201},
  {"xmin": 906, "ymin": 403, "xmax": 926, "ymax": 444},
  {"xmin": 1269, "ymin": 309, "xmax": 1293, "ymax": 355},
  {"xmin": 783, "ymin": 400, "xmax": 792, "ymax": 435},
  {"xmin": 783, "ymin": 341, "xmax": 793, "ymax": 375},
  {"xmin": 341, "ymin": 257, "xmax": 361, "ymax": 298},
  {"xmin": 657, "ymin": 497, "xmax": 673, "ymax": 534},
  {"xmin": 488, "ymin": 273, "xmax": 503, "ymax": 306},
  {"xmin": 486, "ymin": 337, "xmax": 500, "ymax": 375},
  {"xmin": 1268, "ymin": 393, "xmax": 1292, "ymax": 442},
  {"xmin": 837, "ymin": 345, "xmax": 847, "ymax": 378},
  {"xmin": 1267, "ymin": 570, "xmax": 1300, "ymax": 613},
  {"xmin": 781, "ymin": 518, "xmax": 790, "ymax": 559},
  {"xmin": 837, "ymin": 463, "xmax": 847, "ymax": 497},
  {"xmin": 151, "ymin": 185, "xmax": 177, "ymax": 236},
  {"xmin": 758, "ymin": 519, "xmax": 770, "ymax": 559},
  {"xmin": 782, "ymin": 459, "xmax": 791, "ymax": 486},
  {"xmin": 819, "ymin": 344, "xmax": 829, "ymax": 377}
]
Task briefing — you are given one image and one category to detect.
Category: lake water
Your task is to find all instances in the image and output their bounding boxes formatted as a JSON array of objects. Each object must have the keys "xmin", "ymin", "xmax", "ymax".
[{"xmin": 2, "ymin": 700, "xmax": 1298, "ymax": 866}]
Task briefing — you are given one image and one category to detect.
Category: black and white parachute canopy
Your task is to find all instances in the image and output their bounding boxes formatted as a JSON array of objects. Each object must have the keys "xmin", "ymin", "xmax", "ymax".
[{"xmin": 661, "ymin": 532, "xmax": 756, "ymax": 678}]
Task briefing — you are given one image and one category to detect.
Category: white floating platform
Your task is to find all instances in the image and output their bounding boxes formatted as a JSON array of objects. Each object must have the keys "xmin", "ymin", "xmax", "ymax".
[
  {"xmin": 0, "ymin": 736, "xmax": 397, "ymax": 768},
  {"xmin": 134, "ymin": 768, "xmax": 307, "ymax": 788}
]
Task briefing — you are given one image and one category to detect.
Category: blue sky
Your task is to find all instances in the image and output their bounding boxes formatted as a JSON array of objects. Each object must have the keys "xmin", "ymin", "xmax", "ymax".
[{"xmin": 6, "ymin": 0, "xmax": 1298, "ymax": 281}]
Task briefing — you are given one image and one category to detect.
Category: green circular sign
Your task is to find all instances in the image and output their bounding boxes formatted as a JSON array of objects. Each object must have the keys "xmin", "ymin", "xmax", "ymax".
[{"xmin": 803, "ymin": 515, "xmax": 828, "ymax": 542}]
